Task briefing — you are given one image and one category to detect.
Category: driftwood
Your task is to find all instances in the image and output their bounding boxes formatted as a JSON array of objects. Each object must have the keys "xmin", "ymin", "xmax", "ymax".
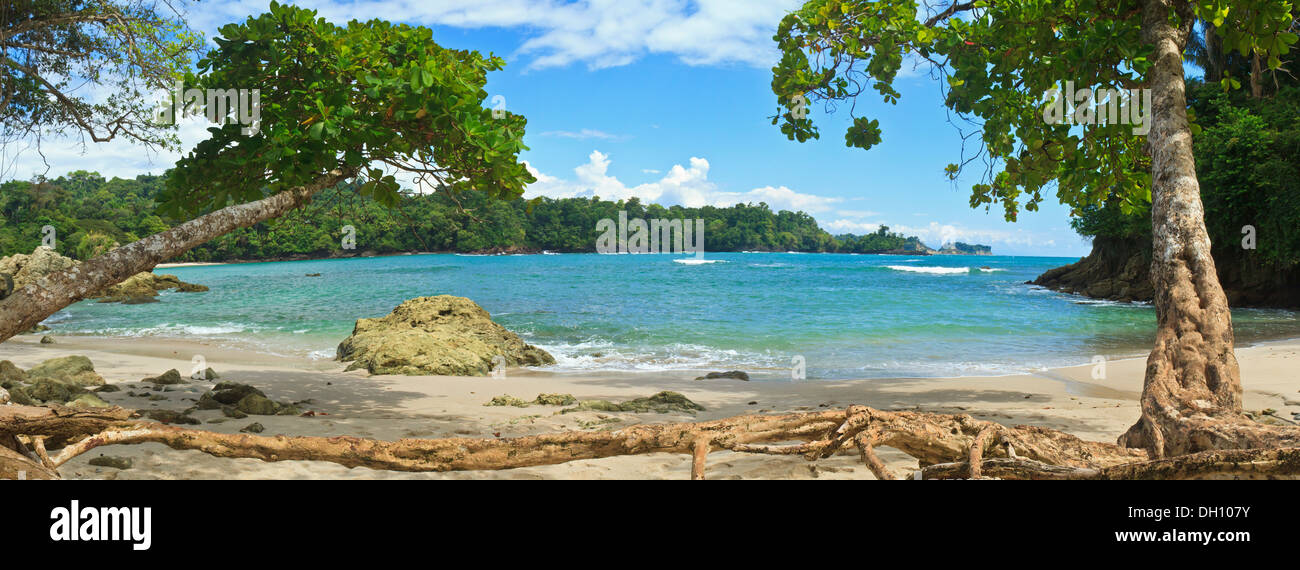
[
  {"xmin": 2, "ymin": 403, "xmax": 1295, "ymax": 480},
  {"xmin": 6, "ymin": 402, "xmax": 1293, "ymax": 480}
]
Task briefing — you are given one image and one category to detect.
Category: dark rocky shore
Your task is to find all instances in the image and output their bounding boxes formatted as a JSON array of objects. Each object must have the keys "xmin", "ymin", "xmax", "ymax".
[{"xmin": 1031, "ymin": 236, "xmax": 1300, "ymax": 308}]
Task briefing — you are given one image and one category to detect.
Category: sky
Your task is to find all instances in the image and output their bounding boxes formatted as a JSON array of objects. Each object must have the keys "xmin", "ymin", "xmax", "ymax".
[{"xmin": 6, "ymin": 0, "xmax": 1093, "ymax": 257}]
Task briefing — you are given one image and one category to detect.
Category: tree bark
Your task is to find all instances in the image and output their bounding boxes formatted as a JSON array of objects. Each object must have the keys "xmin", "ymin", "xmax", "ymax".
[
  {"xmin": 0, "ymin": 168, "xmax": 355, "ymax": 342},
  {"xmin": 1120, "ymin": 0, "xmax": 1300, "ymax": 457}
]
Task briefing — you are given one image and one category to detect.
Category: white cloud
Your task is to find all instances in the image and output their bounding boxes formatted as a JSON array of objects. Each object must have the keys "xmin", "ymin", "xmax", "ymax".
[
  {"xmin": 525, "ymin": 150, "xmax": 840, "ymax": 213},
  {"xmin": 540, "ymin": 129, "xmax": 623, "ymax": 140},
  {"xmin": 188, "ymin": 0, "xmax": 804, "ymax": 71}
]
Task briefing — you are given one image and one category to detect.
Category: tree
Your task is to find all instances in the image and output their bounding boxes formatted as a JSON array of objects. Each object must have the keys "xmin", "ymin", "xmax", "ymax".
[
  {"xmin": 769, "ymin": 0, "xmax": 1300, "ymax": 458},
  {"xmin": 0, "ymin": 0, "xmax": 204, "ymax": 170},
  {"xmin": 0, "ymin": 2, "xmax": 534, "ymax": 340}
]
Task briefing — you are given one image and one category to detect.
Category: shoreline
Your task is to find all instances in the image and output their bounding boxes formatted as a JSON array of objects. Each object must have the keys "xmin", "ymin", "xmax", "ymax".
[
  {"xmin": 152, "ymin": 248, "xmax": 1014, "ymax": 269},
  {"xmin": 2, "ymin": 333, "xmax": 1296, "ymax": 479}
]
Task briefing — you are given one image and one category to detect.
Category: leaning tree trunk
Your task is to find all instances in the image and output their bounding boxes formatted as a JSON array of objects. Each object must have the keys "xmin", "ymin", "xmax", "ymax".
[
  {"xmin": 0, "ymin": 168, "xmax": 355, "ymax": 342},
  {"xmin": 1120, "ymin": 0, "xmax": 1300, "ymax": 457}
]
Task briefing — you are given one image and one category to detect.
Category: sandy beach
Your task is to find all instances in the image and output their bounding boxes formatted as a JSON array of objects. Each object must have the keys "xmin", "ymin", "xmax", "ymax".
[{"xmin": 2, "ymin": 333, "xmax": 1297, "ymax": 480}]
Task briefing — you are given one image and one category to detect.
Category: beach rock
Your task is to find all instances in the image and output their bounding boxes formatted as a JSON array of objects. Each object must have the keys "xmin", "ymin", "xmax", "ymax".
[
  {"xmin": 236, "ymin": 393, "xmax": 279, "ymax": 415},
  {"xmin": 241, "ymin": 422, "xmax": 265, "ymax": 434},
  {"xmin": 0, "ymin": 360, "xmax": 26, "ymax": 384},
  {"xmin": 93, "ymin": 384, "xmax": 121, "ymax": 393},
  {"xmin": 0, "ymin": 246, "xmax": 78, "ymax": 290},
  {"xmin": 695, "ymin": 370, "xmax": 750, "ymax": 381},
  {"xmin": 67, "ymin": 393, "xmax": 111, "ymax": 408},
  {"xmin": 6, "ymin": 386, "xmax": 36, "ymax": 406},
  {"xmin": 562, "ymin": 391, "xmax": 705, "ymax": 415},
  {"xmin": 145, "ymin": 409, "xmax": 200, "ymax": 425},
  {"xmin": 221, "ymin": 406, "xmax": 248, "ymax": 419},
  {"xmin": 484, "ymin": 395, "xmax": 531, "ymax": 407},
  {"xmin": 39, "ymin": 335, "xmax": 55, "ymax": 344},
  {"xmin": 94, "ymin": 271, "xmax": 209, "ymax": 303},
  {"xmin": 27, "ymin": 378, "xmax": 79, "ymax": 403},
  {"xmin": 336, "ymin": 296, "xmax": 556, "ymax": 376},
  {"xmin": 26, "ymin": 355, "xmax": 105, "ymax": 386},
  {"xmin": 0, "ymin": 247, "xmax": 208, "ymax": 303},
  {"xmin": 202, "ymin": 367, "xmax": 220, "ymax": 380},
  {"xmin": 532, "ymin": 393, "xmax": 577, "ymax": 406},
  {"xmin": 88, "ymin": 456, "xmax": 133, "ymax": 470},
  {"xmin": 143, "ymin": 369, "xmax": 185, "ymax": 385},
  {"xmin": 0, "ymin": 386, "xmax": 8, "ymax": 405},
  {"xmin": 207, "ymin": 382, "xmax": 265, "ymax": 405}
]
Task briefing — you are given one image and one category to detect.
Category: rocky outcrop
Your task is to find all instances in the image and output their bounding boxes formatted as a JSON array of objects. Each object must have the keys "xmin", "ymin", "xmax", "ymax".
[
  {"xmin": 1031, "ymin": 237, "xmax": 1155, "ymax": 303},
  {"xmin": 336, "ymin": 296, "xmax": 555, "ymax": 376},
  {"xmin": 0, "ymin": 246, "xmax": 207, "ymax": 305},
  {"xmin": 94, "ymin": 271, "xmax": 209, "ymax": 303},
  {"xmin": 0, "ymin": 357, "xmax": 108, "ymax": 407},
  {"xmin": 1032, "ymin": 236, "xmax": 1300, "ymax": 307}
]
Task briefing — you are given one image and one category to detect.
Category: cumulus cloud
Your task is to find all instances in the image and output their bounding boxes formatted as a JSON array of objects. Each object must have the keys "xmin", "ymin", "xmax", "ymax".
[
  {"xmin": 525, "ymin": 150, "xmax": 840, "ymax": 213},
  {"xmin": 187, "ymin": 0, "xmax": 804, "ymax": 71}
]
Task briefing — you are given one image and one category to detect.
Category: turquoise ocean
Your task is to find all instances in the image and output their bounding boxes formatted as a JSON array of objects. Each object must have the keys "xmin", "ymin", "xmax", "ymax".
[{"xmin": 41, "ymin": 253, "xmax": 1300, "ymax": 380}]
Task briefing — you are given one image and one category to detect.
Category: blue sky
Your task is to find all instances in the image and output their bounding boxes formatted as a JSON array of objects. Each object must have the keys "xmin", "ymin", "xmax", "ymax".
[{"xmin": 13, "ymin": 0, "xmax": 1092, "ymax": 257}]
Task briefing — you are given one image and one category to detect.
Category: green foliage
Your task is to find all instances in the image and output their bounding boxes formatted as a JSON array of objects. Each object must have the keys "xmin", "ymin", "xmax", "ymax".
[
  {"xmin": 159, "ymin": 2, "xmax": 533, "ymax": 218},
  {"xmin": 770, "ymin": 0, "xmax": 1296, "ymax": 222},
  {"xmin": 1072, "ymin": 81, "xmax": 1300, "ymax": 268},
  {"xmin": 1, "ymin": 0, "xmax": 204, "ymax": 150},
  {"xmin": 0, "ymin": 172, "xmax": 948, "ymax": 260}
]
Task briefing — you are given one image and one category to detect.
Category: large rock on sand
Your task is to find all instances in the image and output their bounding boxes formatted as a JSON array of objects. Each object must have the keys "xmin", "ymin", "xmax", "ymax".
[
  {"xmin": 336, "ymin": 296, "xmax": 555, "ymax": 376},
  {"xmin": 0, "ymin": 247, "xmax": 78, "ymax": 291},
  {"xmin": 26, "ymin": 355, "xmax": 106, "ymax": 387},
  {"xmin": 0, "ymin": 246, "xmax": 207, "ymax": 304}
]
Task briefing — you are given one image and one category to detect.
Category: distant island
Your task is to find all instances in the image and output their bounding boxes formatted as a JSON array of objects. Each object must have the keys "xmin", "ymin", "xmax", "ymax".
[
  {"xmin": 0, "ymin": 171, "xmax": 988, "ymax": 261},
  {"xmin": 935, "ymin": 242, "xmax": 992, "ymax": 256}
]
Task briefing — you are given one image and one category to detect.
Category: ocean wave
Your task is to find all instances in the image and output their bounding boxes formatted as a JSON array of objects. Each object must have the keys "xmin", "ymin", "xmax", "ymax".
[
  {"xmin": 886, "ymin": 265, "xmax": 1005, "ymax": 275},
  {"xmin": 673, "ymin": 259, "xmax": 725, "ymax": 265},
  {"xmin": 535, "ymin": 340, "xmax": 785, "ymax": 373},
  {"xmin": 886, "ymin": 265, "xmax": 973, "ymax": 275}
]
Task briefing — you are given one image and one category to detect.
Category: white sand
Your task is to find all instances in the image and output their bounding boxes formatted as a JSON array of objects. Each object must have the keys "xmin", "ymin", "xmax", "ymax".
[{"xmin": 2, "ymin": 334, "xmax": 1297, "ymax": 480}]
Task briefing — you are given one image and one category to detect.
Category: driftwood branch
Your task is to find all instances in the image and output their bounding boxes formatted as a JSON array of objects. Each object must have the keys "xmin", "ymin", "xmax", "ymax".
[{"xmin": 1, "ymin": 403, "xmax": 1296, "ymax": 480}]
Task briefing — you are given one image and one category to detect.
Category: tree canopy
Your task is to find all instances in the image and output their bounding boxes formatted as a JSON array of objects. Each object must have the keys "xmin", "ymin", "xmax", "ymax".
[
  {"xmin": 159, "ymin": 1, "xmax": 534, "ymax": 218},
  {"xmin": 0, "ymin": 0, "xmax": 203, "ymax": 163},
  {"xmin": 770, "ymin": 0, "xmax": 1297, "ymax": 221}
]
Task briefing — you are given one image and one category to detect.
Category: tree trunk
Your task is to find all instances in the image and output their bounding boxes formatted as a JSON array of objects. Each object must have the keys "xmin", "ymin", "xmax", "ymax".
[
  {"xmin": 0, "ymin": 168, "xmax": 355, "ymax": 343},
  {"xmin": 1120, "ymin": 0, "xmax": 1300, "ymax": 457}
]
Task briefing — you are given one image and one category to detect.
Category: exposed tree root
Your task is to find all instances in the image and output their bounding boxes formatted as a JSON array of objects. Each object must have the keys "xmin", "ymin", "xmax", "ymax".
[
  {"xmin": 920, "ymin": 447, "xmax": 1300, "ymax": 480},
  {"xmin": 2, "ymin": 403, "xmax": 1295, "ymax": 480}
]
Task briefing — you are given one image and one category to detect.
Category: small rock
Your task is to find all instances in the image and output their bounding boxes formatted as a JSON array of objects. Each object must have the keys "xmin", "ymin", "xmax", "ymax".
[
  {"xmin": 67, "ymin": 393, "xmax": 111, "ymax": 408},
  {"xmin": 93, "ymin": 384, "xmax": 122, "ymax": 393},
  {"xmin": 221, "ymin": 405, "xmax": 248, "ymax": 419},
  {"xmin": 236, "ymin": 393, "xmax": 280, "ymax": 415},
  {"xmin": 88, "ymin": 456, "xmax": 133, "ymax": 470},
  {"xmin": 305, "ymin": 273, "xmax": 322, "ymax": 277},
  {"xmin": 694, "ymin": 370, "xmax": 749, "ymax": 381},
  {"xmin": 532, "ymin": 393, "xmax": 577, "ymax": 406},
  {"xmin": 240, "ymin": 422, "xmax": 265, "ymax": 434},
  {"xmin": 39, "ymin": 335, "xmax": 55, "ymax": 344},
  {"xmin": 144, "ymin": 409, "xmax": 200, "ymax": 425},
  {"xmin": 143, "ymin": 369, "xmax": 185, "ymax": 385},
  {"xmin": 484, "ymin": 395, "xmax": 530, "ymax": 408}
]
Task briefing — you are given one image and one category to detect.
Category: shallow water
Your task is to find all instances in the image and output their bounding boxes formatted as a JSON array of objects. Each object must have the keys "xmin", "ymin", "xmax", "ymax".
[{"xmin": 43, "ymin": 252, "xmax": 1300, "ymax": 380}]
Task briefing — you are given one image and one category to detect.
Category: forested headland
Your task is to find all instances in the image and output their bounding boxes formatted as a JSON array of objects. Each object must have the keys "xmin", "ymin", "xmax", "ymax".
[
  {"xmin": 0, "ymin": 172, "xmax": 942, "ymax": 262},
  {"xmin": 1034, "ymin": 79, "xmax": 1300, "ymax": 307}
]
